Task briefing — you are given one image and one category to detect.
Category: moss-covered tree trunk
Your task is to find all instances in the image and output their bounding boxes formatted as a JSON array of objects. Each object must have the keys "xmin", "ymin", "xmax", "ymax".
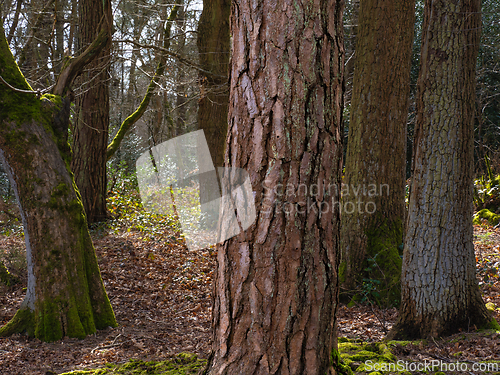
[
  {"xmin": 339, "ymin": 0, "xmax": 415, "ymax": 306},
  {"xmin": 0, "ymin": 19, "xmax": 116, "ymax": 343},
  {"xmin": 71, "ymin": 0, "xmax": 112, "ymax": 224},
  {"xmin": 388, "ymin": 0, "xmax": 494, "ymax": 339},
  {"xmin": 202, "ymin": 0, "xmax": 344, "ymax": 371}
]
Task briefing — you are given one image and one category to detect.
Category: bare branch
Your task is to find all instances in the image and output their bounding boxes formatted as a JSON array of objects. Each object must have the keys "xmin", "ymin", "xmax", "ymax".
[{"xmin": 113, "ymin": 39, "xmax": 226, "ymax": 79}]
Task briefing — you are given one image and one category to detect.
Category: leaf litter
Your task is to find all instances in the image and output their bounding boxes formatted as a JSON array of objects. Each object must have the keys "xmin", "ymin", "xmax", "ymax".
[{"xmin": 0, "ymin": 225, "xmax": 499, "ymax": 374}]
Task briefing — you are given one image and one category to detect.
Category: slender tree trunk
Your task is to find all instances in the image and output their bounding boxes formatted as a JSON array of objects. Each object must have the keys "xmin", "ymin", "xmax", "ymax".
[
  {"xmin": 343, "ymin": 0, "xmax": 359, "ymax": 111},
  {"xmin": 6, "ymin": 0, "xmax": 23, "ymax": 44},
  {"xmin": 71, "ymin": 0, "xmax": 112, "ymax": 223},
  {"xmin": 106, "ymin": 5, "xmax": 179, "ymax": 160},
  {"xmin": 388, "ymin": 0, "xmax": 495, "ymax": 339},
  {"xmin": 68, "ymin": 0, "xmax": 77, "ymax": 54},
  {"xmin": 203, "ymin": 0, "xmax": 344, "ymax": 372},
  {"xmin": 174, "ymin": 0, "xmax": 186, "ymax": 135},
  {"xmin": 0, "ymin": 22, "xmax": 116, "ymax": 341},
  {"xmin": 53, "ymin": 0, "xmax": 65, "ymax": 73},
  {"xmin": 339, "ymin": 0, "xmax": 415, "ymax": 306}
]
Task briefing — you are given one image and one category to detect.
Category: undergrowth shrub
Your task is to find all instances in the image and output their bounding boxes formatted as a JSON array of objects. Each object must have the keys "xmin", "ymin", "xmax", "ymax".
[{"xmin": 98, "ymin": 162, "xmax": 182, "ymax": 241}]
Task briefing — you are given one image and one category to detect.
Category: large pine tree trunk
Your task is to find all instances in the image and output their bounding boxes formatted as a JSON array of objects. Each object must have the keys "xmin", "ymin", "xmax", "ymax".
[
  {"xmin": 71, "ymin": 0, "xmax": 111, "ymax": 224},
  {"xmin": 0, "ymin": 20, "xmax": 116, "ymax": 343},
  {"xmin": 339, "ymin": 0, "xmax": 415, "ymax": 306},
  {"xmin": 203, "ymin": 0, "xmax": 344, "ymax": 372},
  {"xmin": 388, "ymin": 0, "xmax": 494, "ymax": 339}
]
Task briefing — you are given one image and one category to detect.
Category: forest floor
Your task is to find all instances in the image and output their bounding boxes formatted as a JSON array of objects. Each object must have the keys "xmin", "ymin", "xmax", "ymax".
[{"xmin": 0, "ymin": 225, "xmax": 499, "ymax": 374}]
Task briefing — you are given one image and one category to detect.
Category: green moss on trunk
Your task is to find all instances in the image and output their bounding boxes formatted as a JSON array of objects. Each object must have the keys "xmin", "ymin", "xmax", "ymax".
[
  {"xmin": 364, "ymin": 219, "xmax": 403, "ymax": 306},
  {"xmin": 0, "ymin": 21, "xmax": 117, "ymax": 342},
  {"xmin": 342, "ymin": 218, "xmax": 403, "ymax": 307}
]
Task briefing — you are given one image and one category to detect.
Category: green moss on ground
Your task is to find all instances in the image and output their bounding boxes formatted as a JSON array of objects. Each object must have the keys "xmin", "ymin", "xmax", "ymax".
[
  {"xmin": 474, "ymin": 209, "xmax": 500, "ymax": 226},
  {"xmin": 338, "ymin": 338, "xmax": 406, "ymax": 374},
  {"xmin": 339, "ymin": 337, "xmax": 500, "ymax": 374},
  {"xmin": 59, "ymin": 353, "xmax": 205, "ymax": 374}
]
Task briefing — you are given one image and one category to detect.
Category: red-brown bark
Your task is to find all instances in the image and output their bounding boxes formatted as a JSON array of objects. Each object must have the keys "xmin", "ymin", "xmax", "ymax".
[{"xmin": 203, "ymin": 0, "xmax": 344, "ymax": 372}]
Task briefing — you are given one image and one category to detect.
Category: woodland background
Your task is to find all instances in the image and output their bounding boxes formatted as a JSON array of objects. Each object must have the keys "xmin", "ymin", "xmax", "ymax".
[{"xmin": 0, "ymin": 0, "xmax": 500, "ymax": 373}]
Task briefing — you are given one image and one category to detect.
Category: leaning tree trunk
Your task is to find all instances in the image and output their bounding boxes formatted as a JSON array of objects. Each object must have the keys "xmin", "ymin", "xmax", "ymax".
[
  {"xmin": 388, "ymin": 0, "xmax": 495, "ymax": 339},
  {"xmin": 71, "ymin": 0, "xmax": 112, "ymax": 224},
  {"xmin": 203, "ymin": 0, "xmax": 344, "ymax": 372},
  {"xmin": 339, "ymin": 0, "xmax": 415, "ymax": 306},
  {"xmin": 0, "ymin": 18, "xmax": 116, "ymax": 343}
]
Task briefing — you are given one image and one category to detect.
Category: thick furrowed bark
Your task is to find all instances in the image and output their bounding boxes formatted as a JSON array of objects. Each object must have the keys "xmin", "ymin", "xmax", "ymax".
[
  {"xmin": 388, "ymin": 0, "xmax": 494, "ymax": 340},
  {"xmin": 339, "ymin": 0, "xmax": 415, "ymax": 307},
  {"xmin": 203, "ymin": 0, "xmax": 344, "ymax": 372}
]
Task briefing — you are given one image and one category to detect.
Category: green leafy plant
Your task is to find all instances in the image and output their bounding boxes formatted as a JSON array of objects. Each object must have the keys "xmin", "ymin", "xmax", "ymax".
[
  {"xmin": 98, "ymin": 164, "xmax": 182, "ymax": 241},
  {"xmin": 474, "ymin": 156, "xmax": 500, "ymax": 211}
]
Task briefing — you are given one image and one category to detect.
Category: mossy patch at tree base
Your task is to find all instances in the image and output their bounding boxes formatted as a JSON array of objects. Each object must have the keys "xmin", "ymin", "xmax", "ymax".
[
  {"xmin": 338, "ymin": 338, "xmax": 406, "ymax": 374},
  {"xmin": 341, "ymin": 218, "xmax": 403, "ymax": 308},
  {"xmin": 474, "ymin": 209, "xmax": 500, "ymax": 226},
  {"xmin": 338, "ymin": 336, "xmax": 500, "ymax": 374},
  {"xmin": 482, "ymin": 318, "xmax": 500, "ymax": 331},
  {"xmin": 59, "ymin": 353, "xmax": 205, "ymax": 374}
]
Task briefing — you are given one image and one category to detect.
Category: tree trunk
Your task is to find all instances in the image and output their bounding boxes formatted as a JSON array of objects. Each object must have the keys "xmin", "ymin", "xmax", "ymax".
[
  {"xmin": 0, "ymin": 17, "xmax": 116, "ymax": 343},
  {"xmin": 53, "ymin": 0, "xmax": 65, "ymax": 73},
  {"xmin": 339, "ymin": 0, "xmax": 415, "ymax": 306},
  {"xmin": 196, "ymin": 0, "xmax": 230, "ymax": 228},
  {"xmin": 174, "ymin": 0, "xmax": 187, "ymax": 136},
  {"xmin": 6, "ymin": 0, "xmax": 23, "ymax": 45},
  {"xmin": 203, "ymin": 0, "xmax": 344, "ymax": 372},
  {"xmin": 388, "ymin": 0, "xmax": 495, "ymax": 339},
  {"xmin": 197, "ymin": 0, "xmax": 230, "ymax": 169},
  {"xmin": 71, "ymin": 0, "xmax": 112, "ymax": 224}
]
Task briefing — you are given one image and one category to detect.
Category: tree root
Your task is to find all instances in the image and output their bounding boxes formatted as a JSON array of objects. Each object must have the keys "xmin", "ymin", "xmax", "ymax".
[{"xmin": 0, "ymin": 307, "xmax": 34, "ymax": 337}]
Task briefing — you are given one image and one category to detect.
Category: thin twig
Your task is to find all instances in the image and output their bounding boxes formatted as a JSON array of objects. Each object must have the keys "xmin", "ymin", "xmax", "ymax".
[
  {"xmin": 0, "ymin": 75, "xmax": 36, "ymax": 95},
  {"xmin": 368, "ymin": 300, "xmax": 389, "ymax": 334},
  {"xmin": 0, "ymin": 75, "xmax": 54, "ymax": 96},
  {"xmin": 90, "ymin": 333, "xmax": 125, "ymax": 353}
]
